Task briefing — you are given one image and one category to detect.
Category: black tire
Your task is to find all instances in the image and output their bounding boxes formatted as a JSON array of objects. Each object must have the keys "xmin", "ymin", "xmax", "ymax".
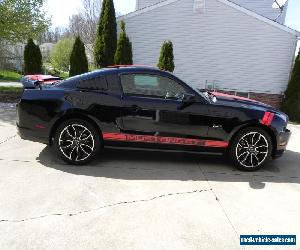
[
  {"xmin": 229, "ymin": 127, "xmax": 273, "ymax": 171},
  {"xmin": 53, "ymin": 119, "xmax": 101, "ymax": 165}
]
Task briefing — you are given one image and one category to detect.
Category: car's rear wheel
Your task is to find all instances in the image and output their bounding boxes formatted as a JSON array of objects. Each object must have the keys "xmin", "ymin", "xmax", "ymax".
[
  {"xmin": 229, "ymin": 127, "xmax": 272, "ymax": 171},
  {"xmin": 53, "ymin": 119, "xmax": 101, "ymax": 165}
]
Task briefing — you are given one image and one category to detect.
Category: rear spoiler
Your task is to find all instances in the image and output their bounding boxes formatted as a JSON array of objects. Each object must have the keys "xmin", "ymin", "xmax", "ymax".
[{"xmin": 21, "ymin": 77, "xmax": 40, "ymax": 89}]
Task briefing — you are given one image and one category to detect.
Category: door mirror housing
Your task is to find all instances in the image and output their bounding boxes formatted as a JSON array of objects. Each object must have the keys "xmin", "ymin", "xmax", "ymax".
[
  {"xmin": 182, "ymin": 93, "xmax": 196, "ymax": 103},
  {"xmin": 178, "ymin": 93, "xmax": 197, "ymax": 110}
]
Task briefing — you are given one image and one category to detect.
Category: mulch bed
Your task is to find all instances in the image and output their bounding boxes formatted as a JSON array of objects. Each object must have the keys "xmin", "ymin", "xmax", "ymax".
[{"xmin": 0, "ymin": 91, "xmax": 22, "ymax": 103}]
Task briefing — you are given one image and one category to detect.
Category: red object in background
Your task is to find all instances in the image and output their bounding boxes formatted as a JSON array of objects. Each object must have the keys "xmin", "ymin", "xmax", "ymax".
[{"xmin": 25, "ymin": 75, "xmax": 61, "ymax": 85}]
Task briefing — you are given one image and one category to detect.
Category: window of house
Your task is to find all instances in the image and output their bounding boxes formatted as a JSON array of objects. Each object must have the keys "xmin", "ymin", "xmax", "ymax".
[
  {"xmin": 120, "ymin": 74, "xmax": 188, "ymax": 99},
  {"xmin": 76, "ymin": 76, "xmax": 108, "ymax": 91}
]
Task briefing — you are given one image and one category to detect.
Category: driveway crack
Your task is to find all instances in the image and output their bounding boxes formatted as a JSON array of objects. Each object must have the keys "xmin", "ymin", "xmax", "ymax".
[
  {"xmin": 198, "ymin": 165, "xmax": 243, "ymax": 248},
  {"xmin": 0, "ymin": 188, "xmax": 211, "ymax": 223},
  {"xmin": 0, "ymin": 134, "xmax": 17, "ymax": 145}
]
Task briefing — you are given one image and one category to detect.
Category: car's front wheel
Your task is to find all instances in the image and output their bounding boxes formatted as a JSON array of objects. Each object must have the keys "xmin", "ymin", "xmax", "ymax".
[
  {"xmin": 53, "ymin": 119, "xmax": 101, "ymax": 165},
  {"xmin": 229, "ymin": 127, "xmax": 273, "ymax": 171}
]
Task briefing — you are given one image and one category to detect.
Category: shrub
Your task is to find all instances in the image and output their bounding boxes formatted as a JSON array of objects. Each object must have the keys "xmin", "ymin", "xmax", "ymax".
[
  {"xmin": 157, "ymin": 40, "xmax": 175, "ymax": 72},
  {"xmin": 94, "ymin": 0, "xmax": 117, "ymax": 68},
  {"xmin": 24, "ymin": 39, "xmax": 42, "ymax": 74},
  {"xmin": 281, "ymin": 49, "xmax": 300, "ymax": 122},
  {"xmin": 69, "ymin": 36, "xmax": 89, "ymax": 77},
  {"xmin": 114, "ymin": 21, "xmax": 133, "ymax": 65}
]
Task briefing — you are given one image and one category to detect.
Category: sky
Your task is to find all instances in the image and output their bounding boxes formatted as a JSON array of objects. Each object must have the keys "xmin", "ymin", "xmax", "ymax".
[{"xmin": 45, "ymin": 0, "xmax": 300, "ymax": 31}]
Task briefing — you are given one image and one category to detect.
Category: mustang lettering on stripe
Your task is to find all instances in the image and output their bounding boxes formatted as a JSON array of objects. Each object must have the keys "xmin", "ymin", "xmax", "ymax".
[{"xmin": 102, "ymin": 133, "xmax": 229, "ymax": 148}]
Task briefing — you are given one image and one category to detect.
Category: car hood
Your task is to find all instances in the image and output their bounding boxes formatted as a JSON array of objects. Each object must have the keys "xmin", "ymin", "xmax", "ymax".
[{"xmin": 212, "ymin": 92, "xmax": 278, "ymax": 112}]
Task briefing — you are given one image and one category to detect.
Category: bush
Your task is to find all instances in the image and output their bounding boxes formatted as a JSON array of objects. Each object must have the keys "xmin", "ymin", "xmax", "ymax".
[
  {"xmin": 157, "ymin": 40, "xmax": 175, "ymax": 72},
  {"xmin": 24, "ymin": 38, "xmax": 42, "ymax": 74},
  {"xmin": 114, "ymin": 21, "xmax": 133, "ymax": 65},
  {"xmin": 281, "ymin": 49, "xmax": 300, "ymax": 122},
  {"xmin": 69, "ymin": 36, "xmax": 89, "ymax": 77}
]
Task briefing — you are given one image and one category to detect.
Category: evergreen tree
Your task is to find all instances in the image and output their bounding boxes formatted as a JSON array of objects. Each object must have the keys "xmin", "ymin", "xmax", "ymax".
[
  {"xmin": 114, "ymin": 21, "xmax": 133, "ymax": 65},
  {"xmin": 24, "ymin": 38, "xmax": 43, "ymax": 74},
  {"xmin": 157, "ymin": 40, "xmax": 175, "ymax": 72},
  {"xmin": 69, "ymin": 36, "xmax": 89, "ymax": 77},
  {"xmin": 94, "ymin": 0, "xmax": 117, "ymax": 68},
  {"xmin": 281, "ymin": 49, "xmax": 300, "ymax": 122}
]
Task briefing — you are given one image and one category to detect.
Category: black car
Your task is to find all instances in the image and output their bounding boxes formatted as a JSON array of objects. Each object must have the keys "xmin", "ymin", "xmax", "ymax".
[{"xmin": 17, "ymin": 66, "xmax": 291, "ymax": 171}]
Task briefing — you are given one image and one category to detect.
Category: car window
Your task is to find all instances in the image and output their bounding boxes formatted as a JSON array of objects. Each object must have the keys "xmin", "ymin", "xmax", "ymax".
[
  {"xmin": 76, "ymin": 76, "xmax": 108, "ymax": 91},
  {"xmin": 120, "ymin": 74, "xmax": 188, "ymax": 99}
]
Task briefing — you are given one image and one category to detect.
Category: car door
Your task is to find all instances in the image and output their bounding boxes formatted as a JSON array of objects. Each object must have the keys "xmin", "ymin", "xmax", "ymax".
[{"xmin": 118, "ymin": 72, "xmax": 210, "ymax": 141}]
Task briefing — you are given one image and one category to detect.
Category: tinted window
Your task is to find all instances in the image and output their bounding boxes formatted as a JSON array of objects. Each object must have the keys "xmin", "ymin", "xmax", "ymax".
[
  {"xmin": 120, "ymin": 74, "xmax": 188, "ymax": 99},
  {"xmin": 76, "ymin": 76, "xmax": 108, "ymax": 91}
]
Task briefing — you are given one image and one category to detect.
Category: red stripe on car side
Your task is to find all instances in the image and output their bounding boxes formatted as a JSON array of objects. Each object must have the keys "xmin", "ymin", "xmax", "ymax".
[
  {"xmin": 261, "ymin": 112, "xmax": 274, "ymax": 126},
  {"xmin": 102, "ymin": 132, "xmax": 228, "ymax": 148}
]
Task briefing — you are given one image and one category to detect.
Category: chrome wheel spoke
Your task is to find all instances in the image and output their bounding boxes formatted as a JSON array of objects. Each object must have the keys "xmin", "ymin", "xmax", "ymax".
[
  {"xmin": 79, "ymin": 145, "xmax": 90, "ymax": 155},
  {"xmin": 81, "ymin": 143, "xmax": 93, "ymax": 151},
  {"xmin": 253, "ymin": 134, "xmax": 261, "ymax": 146}
]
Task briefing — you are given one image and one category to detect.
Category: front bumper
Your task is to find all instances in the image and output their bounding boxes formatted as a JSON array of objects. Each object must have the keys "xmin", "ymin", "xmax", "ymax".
[{"xmin": 273, "ymin": 128, "xmax": 291, "ymax": 158}]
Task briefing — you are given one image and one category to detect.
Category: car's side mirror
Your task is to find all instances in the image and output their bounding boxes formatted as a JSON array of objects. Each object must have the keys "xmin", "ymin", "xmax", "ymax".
[
  {"xmin": 178, "ymin": 93, "xmax": 196, "ymax": 110},
  {"xmin": 182, "ymin": 93, "xmax": 196, "ymax": 103}
]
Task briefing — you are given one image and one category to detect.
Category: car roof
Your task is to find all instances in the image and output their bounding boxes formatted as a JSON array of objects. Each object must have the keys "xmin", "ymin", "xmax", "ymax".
[{"xmin": 63, "ymin": 66, "xmax": 173, "ymax": 83}]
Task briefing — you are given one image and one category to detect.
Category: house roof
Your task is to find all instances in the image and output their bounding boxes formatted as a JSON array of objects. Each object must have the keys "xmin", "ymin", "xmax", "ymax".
[{"xmin": 119, "ymin": 0, "xmax": 299, "ymax": 37}]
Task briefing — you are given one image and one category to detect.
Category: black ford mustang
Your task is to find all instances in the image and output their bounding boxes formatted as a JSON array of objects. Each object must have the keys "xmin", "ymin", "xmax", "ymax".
[{"xmin": 17, "ymin": 66, "xmax": 291, "ymax": 171}]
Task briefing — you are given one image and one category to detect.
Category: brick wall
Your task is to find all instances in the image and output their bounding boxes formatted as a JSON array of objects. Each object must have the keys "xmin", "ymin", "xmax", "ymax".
[{"xmin": 248, "ymin": 93, "xmax": 283, "ymax": 109}]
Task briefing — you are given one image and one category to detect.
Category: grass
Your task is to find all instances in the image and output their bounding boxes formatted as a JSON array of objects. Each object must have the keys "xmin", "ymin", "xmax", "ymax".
[
  {"xmin": 0, "ymin": 86, "xmax": 23, "ymax": 92},
  {"xmin": 0, "ymin": 70, "xmax": 22, "ymax": 82}
]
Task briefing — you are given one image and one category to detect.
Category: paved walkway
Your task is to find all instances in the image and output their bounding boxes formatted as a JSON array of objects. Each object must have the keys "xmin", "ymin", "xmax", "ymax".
[{"xmin": 0, "ymin": 81, "xmax": 22, "ymax": 87}]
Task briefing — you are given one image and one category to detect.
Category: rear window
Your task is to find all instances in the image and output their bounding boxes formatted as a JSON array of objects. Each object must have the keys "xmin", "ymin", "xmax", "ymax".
[{"xmin": 76, "ymin": 76, "xmax": 108, "ymax": 91}]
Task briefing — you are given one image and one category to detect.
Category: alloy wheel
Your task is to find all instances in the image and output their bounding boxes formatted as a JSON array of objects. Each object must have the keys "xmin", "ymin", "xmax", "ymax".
[
  {"xmin": 235, "ymin": 132, "xmax": 269, "ymax": 168},
  {"xmin": 58, "ymin": 124, "xmax": 95, "ymax": 162}
]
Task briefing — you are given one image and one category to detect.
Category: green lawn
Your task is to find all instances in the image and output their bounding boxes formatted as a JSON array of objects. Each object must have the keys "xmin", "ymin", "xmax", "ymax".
[
  {"xmin": 0, "ymin": 86, "xmax": 23, "ymax": 92},
  {"xmin": 0, "ymin": 70, "xmax": 22, "ymax": 82}
]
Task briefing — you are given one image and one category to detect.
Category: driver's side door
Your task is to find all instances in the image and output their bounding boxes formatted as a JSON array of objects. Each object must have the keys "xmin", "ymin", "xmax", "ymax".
[{"xmin": 119, "ymin": 73, "xmax": 209, "ymax": 139}]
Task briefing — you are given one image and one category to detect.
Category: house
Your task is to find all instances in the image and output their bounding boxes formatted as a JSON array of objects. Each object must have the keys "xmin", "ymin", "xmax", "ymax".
[
  {"xmin": 0, "ymin": 42, "xmax": 24, "ymax": 72},
  {"xmin": 119, "ymin": 0, "xmax": 299, "ymax": 107},
  {"xmin": 40, "ymin": 43, "xmax": 54, "ymax": 63}
]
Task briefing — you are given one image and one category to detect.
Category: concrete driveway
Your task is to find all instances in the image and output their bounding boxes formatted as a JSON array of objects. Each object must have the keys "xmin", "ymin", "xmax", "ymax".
[{"xmin": 0, "ymin": 107, "xmax": 299, "ymax": 250}]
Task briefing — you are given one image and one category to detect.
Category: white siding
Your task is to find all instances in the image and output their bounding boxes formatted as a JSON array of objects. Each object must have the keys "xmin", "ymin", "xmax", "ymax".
[
  {"xmin": 121, "ymin": 0, "xmax": 297, "ymax": 95},
  {"xmin": 136, "ymin": 0, "xmax": 162, "ymax": 10},
  {"xmin": 230, "ymin": 0, "xmax": 288, "ymax": 24}
]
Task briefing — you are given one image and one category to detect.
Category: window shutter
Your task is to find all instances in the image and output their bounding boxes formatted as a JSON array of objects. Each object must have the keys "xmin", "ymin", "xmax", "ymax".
[{"xmin": 194, "ymin": 0, "xmax": 206, "ymax": 13}]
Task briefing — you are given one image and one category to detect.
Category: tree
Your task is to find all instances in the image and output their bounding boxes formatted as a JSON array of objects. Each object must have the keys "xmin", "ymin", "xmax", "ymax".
[
  {"xmin": 68, "ymin": 0, "xmax": 100, "ymax": 48},
  {"xmin": 24, "ymin": 39, "xmax": 42, "ymax": 74},
  {"xmin": 69, "ymin": 36, "xmax": 89, "ymax": 77},
  {"xmin": 0, "ymin": 0, "xmax": 50, "ymax": 43},
  {"xmin": 157, "ymin": 40, "xmax": 175, "ymax": 72},
  {"xmin": 94, "ymin": 0, "xmax": 117, "ymax": 68},
  {"xmin": 114, "ymin": 21, "xmax": 133, "ymax": 65},
  {"xmin": 281, "ymin": 49, "xmax": 300, "ymax": 122},
  {"xmin": 50, "ymin": 38, "xmax": 74, "ymax": 72}
]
